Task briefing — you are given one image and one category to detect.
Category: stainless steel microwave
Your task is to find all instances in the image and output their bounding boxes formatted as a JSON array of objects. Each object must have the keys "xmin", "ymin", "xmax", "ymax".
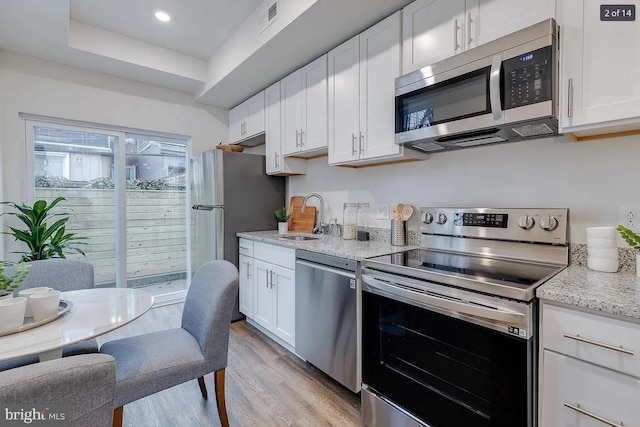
[{"xmin": 395, "ymin": 19, "xmax": 558, "ymax": 153}]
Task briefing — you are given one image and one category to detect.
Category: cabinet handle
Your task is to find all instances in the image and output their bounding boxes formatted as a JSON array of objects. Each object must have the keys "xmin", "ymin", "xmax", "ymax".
[
  {"xmin": 359, "ymin": 132, "xmax": 364, "ymax": 154},
  {"xmin": 351, "ymin": 133, "xmax": 357, "ymax": 155},
  {"xmin": 239, "ymin": 246, "xmax": 249, "ymax": 250},
  {"xmin": 248, "ymin": 262, "xmax": 251, "ymax": 278},
  {"xmin": 246, "ymin": 263, "xmax": 250, "ymax": 279},
  {"xmin": 300, "ymin": 129, "xmax": 304, "ymax": 146},
  {"xmin": 563, "ymin": 333, "xmax": 634, "ymax": 355},
  {"xmin": 295, "ymin": 129, "xmax": 300, "ymax": 147},
  {"xmin": 241, "ymin": 122, "xmax": 244, "ymax": 135},
  {"xmin": 453, "ymin": 19, "xmax": 460, "ymax": 51},
  {"xmin": 466, "ymin": 12, "xmax": 473, "ymax": 46},
  {"xmin": 567, "ymin": 78, "xmax": 574, "ymax": 118},
  {"xmin": 274, "ymin": 152, "xmax": 279, "ymax": 168},
  {"xmin": 563, "ymin": 403, "xmax": 623, "ymax": 427},
  {"xmin": 266, "ymin": 269, "xmax": 270, "ymax": 287},
  {"xmin": 270, "ymin": 270, "xmax": 275, "ymax": 288}
]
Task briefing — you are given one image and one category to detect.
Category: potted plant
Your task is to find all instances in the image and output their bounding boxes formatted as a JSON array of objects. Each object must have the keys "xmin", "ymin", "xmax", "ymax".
[
  {"xmin": 1, "ymin": 197, "xmax": 86, "ymax": 261},
  {"xmin": 0, "ymin": 262, "xmax": 31, "ymax": 300},
  {"xmin": 275, "ymin": 207, "xmax": 291, "ymax": 235},
  {"xmin": 617, "ymin": 225, "xmax": 640, "ymax": 277}
]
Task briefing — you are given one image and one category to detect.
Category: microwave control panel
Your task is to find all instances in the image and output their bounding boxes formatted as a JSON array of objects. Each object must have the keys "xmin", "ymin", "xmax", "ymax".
[{"xmin": 503, "ymin": 45, "xmax": 553, "ymax": 110}]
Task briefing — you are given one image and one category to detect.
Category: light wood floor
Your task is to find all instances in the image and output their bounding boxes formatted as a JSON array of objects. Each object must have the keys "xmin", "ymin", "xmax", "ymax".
[{"xmin": 97, "ymin": 303, "xmax": 362, "ymax": 427}]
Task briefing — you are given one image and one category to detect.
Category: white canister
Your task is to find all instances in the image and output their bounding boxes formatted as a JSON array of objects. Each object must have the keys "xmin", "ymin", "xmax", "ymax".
[
  {"xmin": 19, "ymin": 287, "xmax": 53, "ymax": 318},
  {"xmin": 29, "ymin": 290, "xmax": 61, "ymax": 322},
  {"xmin": 0, "ymin": 297, "xmax": 27, "ymax": 331}
]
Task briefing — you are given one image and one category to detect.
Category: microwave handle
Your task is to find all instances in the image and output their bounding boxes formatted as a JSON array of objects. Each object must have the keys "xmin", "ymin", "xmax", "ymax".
[{"xmin": 489, "ymin": 55, "xmax": 502, "ymax": 120}]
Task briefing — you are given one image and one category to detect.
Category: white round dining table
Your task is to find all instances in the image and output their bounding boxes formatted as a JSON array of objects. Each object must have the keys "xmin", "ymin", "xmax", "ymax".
[{"xmin": 0, "ymin": 288, "xmax": 154, "ymax": 362}]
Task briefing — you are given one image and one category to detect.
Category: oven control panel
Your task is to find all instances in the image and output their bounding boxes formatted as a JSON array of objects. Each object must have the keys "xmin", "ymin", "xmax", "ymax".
[{"xmin": 420, "ymin": 207, "xmax": 569, "ymax": 245}]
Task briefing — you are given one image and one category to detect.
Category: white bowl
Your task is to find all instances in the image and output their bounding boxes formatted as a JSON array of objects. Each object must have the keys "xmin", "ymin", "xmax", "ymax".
[
  {"xmin": 0, "ymin": 297, "xmax": 27, "ymax": 330},
  {"xmin": 18, "ymin": 287, "xmax": 53, "ymax": 317},
  {"xmin": 29, "ymin": 290, "xmax": 61, "ymax": 322},
  {"xmin": 586, "ymin": 248, "xmax": 619, "ymax": 260},
  {"xmin": 587, "ymin": 257, "xmax": 619, "ymax": 273},
  {"xmin": 585, "ymin": 226, "xmax": 616, "ymax": 239},
  {"xmin": 586, "ymin": 238, "xmax": 617, "ymax": 249}
]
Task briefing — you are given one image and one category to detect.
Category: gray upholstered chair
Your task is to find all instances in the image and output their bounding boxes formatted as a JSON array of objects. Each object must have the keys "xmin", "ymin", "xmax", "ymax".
[
  {"xmin": 100, "ymin": 260, "xmax": 239, "ymax": 427},
  {"xmin": 0, "ymin": 354, "xmax": 116, "ymax": 427},
  {"xmin": 0, "ymin": 259, "xmax": 98, "ymax": 372}
]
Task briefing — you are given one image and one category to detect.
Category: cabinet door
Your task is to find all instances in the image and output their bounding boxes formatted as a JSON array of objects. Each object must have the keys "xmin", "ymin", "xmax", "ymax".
[
  {"xmin": 245, "ymin": 91, "xmax": 265, "ymax": 138},
  {"xmin": 301, "ymin": 54, "xmax": 328, "ymax": 153},
  {"xmin": 541, "ymin": 350, "xmax": 640, "ymax": 427},
  {"xmin": 402, "ymin": 0, "xmax": 465, "ymax": 73},
  {"xmin": 271, "ymin": 264, "xmax": 295, "ymax": 346},
  {"xmin": 253, "ymin": 259, "xmax": 273, "ymax": 330},
  {"xmin": 360, "ymin": 11, "xmax": 402, "ymax": 160},
  {"xmin": 229, "ymin": 102, "xmax": 246, "ymax": 143},
  {"xmin": 560, "ymin": 0, "xmax": 640, "ymax": 130},
  {"xmin": 281, "ymin": 69, "xmax": 303, "ymax": 156},
  {"xmin": 238, "ymin": 254, "xmax": 254, "ymax": 318},
  {"xmin": 465, "ymin": 0, "xmax": 556, "ymax": 50},
  {"xmin": 328, "ymin": 35, "xmax": 361, "ymax": 165},
  {"xmin": 265, "ymin": 82, "xmax": 281, "ymax": 174}
]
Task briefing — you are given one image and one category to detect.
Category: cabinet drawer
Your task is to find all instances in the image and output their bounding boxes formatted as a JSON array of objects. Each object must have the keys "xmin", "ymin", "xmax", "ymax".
[
  {"xmin": 541, "ymin": 350, "xmax": 640, "ymax": 427},
  {"xmin": 238, "ymin": 239, "xmax": 254, "ymax": 257},
  {"xmin": 254, "ymin": 242, "xmax": 295, "ymax": 269},
  {"xmin": 542, "ymin": 303, "xmax": 640, "ymax": 377}
]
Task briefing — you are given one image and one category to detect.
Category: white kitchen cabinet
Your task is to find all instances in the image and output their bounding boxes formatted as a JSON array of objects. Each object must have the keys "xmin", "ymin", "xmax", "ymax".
[
  {"xmin": 281, "ymin": 55, "xmax": 328, "ymax": 158},
  {"xmin": 559, "ymin": 0, "xmax": 640, "ymax": 136},
  {"xmin": 249, "ymin": 243, "xmax": 296, "ymax": 347},
  {"xmin": 402, "ymin": 0, "xmax": 556, "ymax": 73},
  {"xmin": 228, "ymin": 91, "xmax": 265, "ymax": 144},
  {"xmin": 540, "ymin": 302, "xmax": 640, "ymax": 425},
  {"xmin": 328, "ymin": 12, "xmax": 427, "ymax": 166},
  {"xmin": 238, "ymin": 254, "xmax": 254, "ymax": 318},
  {"xmin": 264, "ymin": 81, "xmax": 306, "ymax": 176}
]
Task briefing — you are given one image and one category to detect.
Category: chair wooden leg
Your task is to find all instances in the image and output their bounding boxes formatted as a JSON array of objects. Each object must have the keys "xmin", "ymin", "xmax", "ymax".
[
  {"xmin": 197, "ymin": 376, "xmax": 208, "ymax": 399},
  {"xmin": 214, "ymin": 369, "xmax": 229, "ymax": 427},
  {"xmin": 113, "ymin": 406, "xmax": 123, "ymax": 427}
]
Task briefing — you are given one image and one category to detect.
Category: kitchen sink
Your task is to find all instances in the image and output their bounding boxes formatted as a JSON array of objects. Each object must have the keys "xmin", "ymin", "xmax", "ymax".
[{"xmin": 279, "ymin": 235, "xmax": 320, "ymax": 241}]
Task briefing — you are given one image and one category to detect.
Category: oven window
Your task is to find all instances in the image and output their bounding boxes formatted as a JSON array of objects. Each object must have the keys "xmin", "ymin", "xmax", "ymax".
[
  {"xmin": 362, "ymin": 291, "xmax": 533, "ymax": 426},
  {"xmin": 396, "ymin": 67, "xmax": 491, "ymax": 133}
]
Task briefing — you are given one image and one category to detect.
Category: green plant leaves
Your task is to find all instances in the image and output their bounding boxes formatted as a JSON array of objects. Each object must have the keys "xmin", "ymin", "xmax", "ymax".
[
  {"xmin": 617, "ymin": 224, "xmax": 640, "ymax": 251},
  {"xmin": 274, "ymin": 207, "xmax": 290, "ymax": 222}
]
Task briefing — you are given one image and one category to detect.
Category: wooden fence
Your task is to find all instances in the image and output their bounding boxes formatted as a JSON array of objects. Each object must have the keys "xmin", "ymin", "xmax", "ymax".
[{"xmin": 36, "ymin": 188, "xmax": 188, "ymax": 284}]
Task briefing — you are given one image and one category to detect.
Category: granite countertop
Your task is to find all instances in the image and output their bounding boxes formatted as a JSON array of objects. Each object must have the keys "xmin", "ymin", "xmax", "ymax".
[
  {"xmin": 537, "ymin": 265, "xmax": 640, "ymax": 320},
  {"xmin": 237, "ymin": 230, "xmax": 419, "ymax": 260}
]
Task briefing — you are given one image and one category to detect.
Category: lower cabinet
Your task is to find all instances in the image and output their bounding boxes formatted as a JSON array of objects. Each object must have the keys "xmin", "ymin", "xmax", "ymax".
[{"xmin": 238, "ymin": 240, "xmax": 296, "ymax": 348}]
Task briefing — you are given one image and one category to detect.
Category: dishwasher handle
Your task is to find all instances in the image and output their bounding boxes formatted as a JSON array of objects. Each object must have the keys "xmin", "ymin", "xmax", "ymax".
[{"xmin": 296, "ymin": 259, "xmax": 356, "ymax": 279}]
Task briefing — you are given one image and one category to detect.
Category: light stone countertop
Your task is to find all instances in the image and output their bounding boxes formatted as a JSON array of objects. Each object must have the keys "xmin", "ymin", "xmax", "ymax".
[
  {"xmin": 237, "ymin": 230, "xmax": 419, "ymax": 260},
  {"xmin": 537, "ymin": 264, "xmax": 640, "ymax": 320}
]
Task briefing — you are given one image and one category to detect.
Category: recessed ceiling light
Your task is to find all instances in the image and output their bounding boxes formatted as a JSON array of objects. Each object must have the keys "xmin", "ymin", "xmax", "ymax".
[{"xmin": 154, "ymin": 11, "xmax": 171, "ymax": 22}]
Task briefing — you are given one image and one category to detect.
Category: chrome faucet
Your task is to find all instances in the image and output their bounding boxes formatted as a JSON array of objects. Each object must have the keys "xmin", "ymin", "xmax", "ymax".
[{"xmin": 301, "ymin": 193, "xmax": 325, "ymax": 234}]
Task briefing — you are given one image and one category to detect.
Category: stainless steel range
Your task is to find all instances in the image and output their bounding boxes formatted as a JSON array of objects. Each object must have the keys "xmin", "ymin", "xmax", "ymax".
[{"xmin": 361, "ymin": 207, "xmax": 569, "ymax": 427}]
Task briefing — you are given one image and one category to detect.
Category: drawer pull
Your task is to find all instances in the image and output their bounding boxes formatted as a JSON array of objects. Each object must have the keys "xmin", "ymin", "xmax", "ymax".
[
  {"xmin": 563, "ymin": 333, "xmax": 634, "ymax": 355},
  {"xmin": 564, "ymin": 403, "xmax": 623, "ymax": 427},
  {"xmin": 239, "ymin": 246, "xmax": 249, "ymax": 250}
]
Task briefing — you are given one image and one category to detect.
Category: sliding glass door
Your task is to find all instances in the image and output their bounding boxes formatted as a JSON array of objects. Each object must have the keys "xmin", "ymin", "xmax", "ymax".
[{"xmin": 26, "ymin": 120, "xmax": 189, "ymax": 298}]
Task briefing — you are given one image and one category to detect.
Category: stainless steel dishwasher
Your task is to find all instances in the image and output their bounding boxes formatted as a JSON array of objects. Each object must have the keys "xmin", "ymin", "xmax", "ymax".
[{"xmin": 295, "ymin": 249, "xmax": 359, "ymax": 392}]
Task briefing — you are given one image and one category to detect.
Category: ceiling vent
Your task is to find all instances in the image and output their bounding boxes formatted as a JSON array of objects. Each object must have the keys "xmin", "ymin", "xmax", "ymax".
[{"xmin": 258, "ymin": 2, "xmax": 279, "ymax": 33}]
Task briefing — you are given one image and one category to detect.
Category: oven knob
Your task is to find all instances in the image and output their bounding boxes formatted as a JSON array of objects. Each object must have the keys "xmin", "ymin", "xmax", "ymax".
[
  {"xmin": 421, "ymin": 212, "xmax": 434, "ymax": 224},
  {"xmin": 539, "ymin": 216, "xmax": 558, "ymax": 231},
  {"xmin": 517, "ymin": 215, "xmax": 535, "ymax": 230},
  {"xmin": 436, "ymin": 213, "xmax": 447, "ymax": 225}
]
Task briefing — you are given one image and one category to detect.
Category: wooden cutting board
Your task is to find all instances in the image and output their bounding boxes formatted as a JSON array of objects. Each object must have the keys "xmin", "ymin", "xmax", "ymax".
[{"xmin": 288, "ymin": 196, "xmax": 316, "ymax": 233}]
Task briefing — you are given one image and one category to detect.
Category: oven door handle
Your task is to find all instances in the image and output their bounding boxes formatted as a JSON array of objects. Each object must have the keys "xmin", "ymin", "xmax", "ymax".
[{"xmin": 362, "ymin": 274, "xmax": 525, "ymax": 324}]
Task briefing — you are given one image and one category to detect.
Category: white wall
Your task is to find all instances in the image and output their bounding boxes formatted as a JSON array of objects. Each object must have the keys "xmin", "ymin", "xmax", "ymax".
[
  {"xmin": 288, "ymin": 134, "xmax": 640, "ymax": 243},
  {"xmin": 0, "ymin": 50, "xmax": 229, "ymax": 257}
]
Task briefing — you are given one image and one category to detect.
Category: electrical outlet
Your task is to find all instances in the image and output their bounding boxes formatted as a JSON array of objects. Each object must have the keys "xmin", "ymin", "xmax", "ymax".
[
  {"xmin": 376, "ymin": 204, "xmax": 390, "ymax": 220},
  {"xmin": 618, "ymin": 205, "xmax": 640, "ymax": 230}
]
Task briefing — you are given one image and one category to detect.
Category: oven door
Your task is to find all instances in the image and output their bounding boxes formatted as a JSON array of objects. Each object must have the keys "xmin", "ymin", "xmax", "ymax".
[
  {"xmin": 361, "ymin": 271, "xmax": 536, "ymax": 427},
  {"xmin": 395, "ymin": 54, "xmax": 504, "ymax": 149}
]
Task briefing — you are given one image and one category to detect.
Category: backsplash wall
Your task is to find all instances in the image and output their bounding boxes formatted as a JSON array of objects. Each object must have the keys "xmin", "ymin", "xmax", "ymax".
[{"xmin": 288, "ymin": 134, "xmax": 640, "ymax": 244}]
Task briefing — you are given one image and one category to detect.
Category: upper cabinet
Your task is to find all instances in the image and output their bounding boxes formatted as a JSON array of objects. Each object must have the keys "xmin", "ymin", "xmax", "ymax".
[
  {"xmin": 402, "ymin": 0, "xmax": 556, "ymax": 73},
  {"xmin": 328, "ymin": 12, "xmax": 427, "ymax": 166},
  {"xmin": 229, "ymin": 91, "xmax": 265, "ymax": 145},
  {"xmin": 281, "ymin": 55, "xmax": 328, "ymax": 158},
  {"xmin": 559, "ymin": 0, "xmax": 640, "ymax": 137},
  {"xmin": 264, "ymin": 81, "xmax": 306, "ymax": 176}
]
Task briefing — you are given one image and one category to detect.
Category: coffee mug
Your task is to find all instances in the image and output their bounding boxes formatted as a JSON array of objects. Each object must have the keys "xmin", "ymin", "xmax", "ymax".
[
  {"xmin": 29, "ymin": 290, "xmax": 61, "ymax": 322},
  {"xmin": 19, "ymin": 287, "xmax": 53, "ymax": 318}
]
